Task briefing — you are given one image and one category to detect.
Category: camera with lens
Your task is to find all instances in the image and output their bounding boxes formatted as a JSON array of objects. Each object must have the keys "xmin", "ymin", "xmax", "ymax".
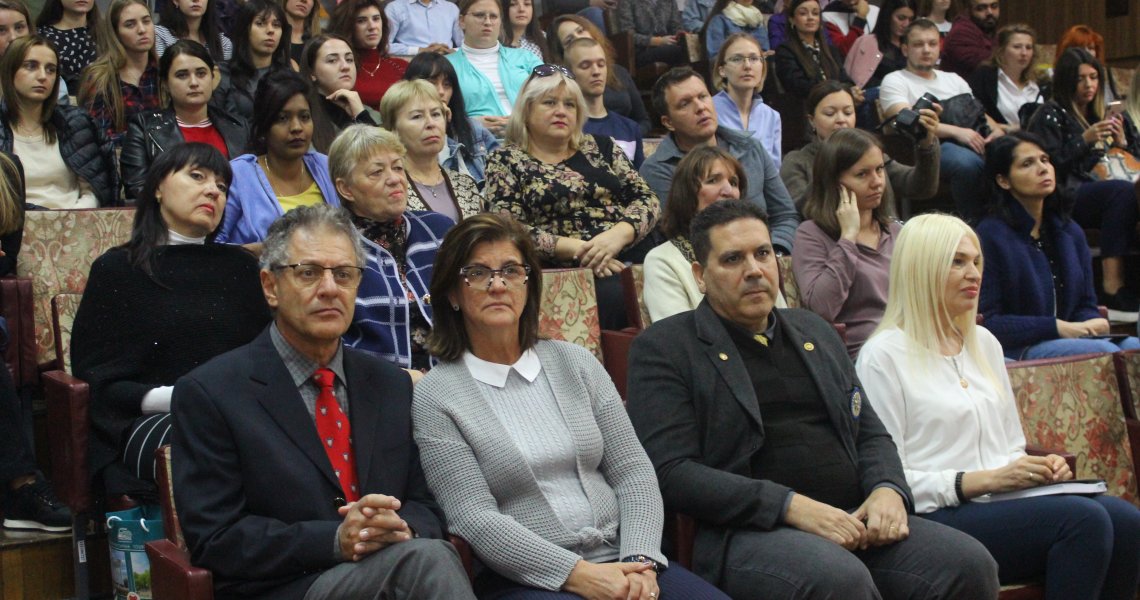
[{"xmin": 893, "ymin": 93, "xmax": 938, "ymax": 140}]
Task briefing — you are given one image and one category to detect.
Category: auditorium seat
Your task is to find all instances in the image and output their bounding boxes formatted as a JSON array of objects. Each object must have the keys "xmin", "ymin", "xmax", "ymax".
[{"xmin": 145, "ymin": 444, "xmax": 214, "ymax": 600}]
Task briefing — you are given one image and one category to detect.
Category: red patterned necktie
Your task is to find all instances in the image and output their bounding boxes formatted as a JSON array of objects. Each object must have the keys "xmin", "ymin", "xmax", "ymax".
[{"xmin": 313, "ymin": 368, "xmax": 359, "ymax": 502}]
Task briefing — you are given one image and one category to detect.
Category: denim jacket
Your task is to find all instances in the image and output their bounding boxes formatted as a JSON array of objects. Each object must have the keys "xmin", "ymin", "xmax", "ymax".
[{"xmin": 440, "ymin": 118, "xmax": 500, "ymax": 186}]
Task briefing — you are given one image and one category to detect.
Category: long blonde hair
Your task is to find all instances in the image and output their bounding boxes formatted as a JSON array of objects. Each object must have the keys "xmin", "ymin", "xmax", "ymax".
[
  {"xmin": 78, "ymin": 0, "xmax": 155, "ymax": 135},
  {"xmin": 0, "ymin": 153, "xmax": 26, "ymax": 237}
]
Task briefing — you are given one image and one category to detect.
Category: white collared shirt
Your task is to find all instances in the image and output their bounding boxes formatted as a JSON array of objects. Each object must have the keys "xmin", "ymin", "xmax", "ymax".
[
  {"xmin": 463, "ymin": 348, "xmax": 541, "ymax": 388},
  {"xmin": 996, "ymin": 68, "xmax": 1040, "ymax": 128}
]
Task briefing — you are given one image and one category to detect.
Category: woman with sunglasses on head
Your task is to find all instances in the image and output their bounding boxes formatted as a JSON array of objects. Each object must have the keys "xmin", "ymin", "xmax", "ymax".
[
  {"xmin": 211, "ymin": 0, "xmax": 295, "ymax": 127},
  {"xmin": 301, "ymin": 33, "xmax": 381, "ymax": 155},
  {"xmin": 327, "ymin": 0, "xmax": 406, "ymax": 109},
  {"xmin": 153, "ymin": 0, "xmax": 231, "ymax": 60},
  {"xmin": 485, "ymin": 65, "xmax": 659, "ymax": 330}
]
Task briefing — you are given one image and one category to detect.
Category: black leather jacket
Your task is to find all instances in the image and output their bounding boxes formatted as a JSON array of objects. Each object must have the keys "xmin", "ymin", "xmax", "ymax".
[
  {"xmin": 1025, "ymin": 100, "xmax": 1140, "ymax": 192},
  {"xmin": 120, "ymin": 106, "xmax": 249, "ymax": 202}
]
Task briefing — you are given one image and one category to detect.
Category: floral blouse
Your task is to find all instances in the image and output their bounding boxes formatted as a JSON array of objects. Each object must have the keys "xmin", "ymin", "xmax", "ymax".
[{"xmin": 484, "ymin": 134, "xmax": 660, "ymax": 264}]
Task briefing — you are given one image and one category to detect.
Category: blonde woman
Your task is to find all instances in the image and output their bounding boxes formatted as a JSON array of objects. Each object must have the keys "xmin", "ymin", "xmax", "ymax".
[
  {"xmin": 856, "ymin": 213, "xmax": 1140, "ymax": 599},
  {"xmin": 78, "ymin": 0, "xmax": 159, "ymax": 146}
]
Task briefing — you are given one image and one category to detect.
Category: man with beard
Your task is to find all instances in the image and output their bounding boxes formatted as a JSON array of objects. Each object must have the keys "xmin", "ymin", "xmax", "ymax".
[
  {"xmin": 941, "ymin": 0, "xmax": 1000, "ymax": 77},
  {"xmin": 564, "ymin": 37, "xmax": 644, "ymax": 167}
]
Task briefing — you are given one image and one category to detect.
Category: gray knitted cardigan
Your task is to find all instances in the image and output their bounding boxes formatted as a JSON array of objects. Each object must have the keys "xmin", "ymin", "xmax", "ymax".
[{"xmin": 412, "ymin": 339, "xmax": 666, "ymax": 590}]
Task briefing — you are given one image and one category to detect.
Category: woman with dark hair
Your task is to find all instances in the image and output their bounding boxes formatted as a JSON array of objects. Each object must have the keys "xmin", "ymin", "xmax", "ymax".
[
  {"xmin": 121, "ymin": 40, "xmax": 247, "ymax": 202},
  {"xmin": 78, "ymin": 0, "xmax": 160, "ymax": 146},
  {"xmin": 915, "ymin": 0, "xmax": 952, "ymax": 36},
  {"xmin": 219, "ymin": 70, "xmax": 338, "ymax": 244},
  {"xmin": 282, "ymin": 0, "xmax": 318, "ymax": 63},
  {"xmin": 843, "ymin": 0, "xmax": 913, "ymax": 89},
  {"xmin": 711, "ymin": 33, "xmax": 781, "ymax": 168},
  {"xmin": 977, "ymin": 131, "xmax": 1140, "ymax": 358},
  {"xmin": 301, "ymin": 33, "xmax": 381, "ymax": 154},
  {"xmin": 1057, "ymin": 25, "xmax": 1120, "ymax": 105},
  {"xmin": 0, "ymin": 35, "xmax": 119, "ymax": 207},
  {"xmin": 968, "ymin": 24, "xmax": 1045, "ymax": 132},
  {"xmin": 501, "ymin": 0, "xmax": 545, "ymax": 60},
  {"xmin": 35, "ymin": 0, "xmax": 98, "ymax": 91},
  {"xmin": 211, "ymin": 0, "xmax": 294, "ymax": 126},
  {"xmin": 0, "ymin": 0, "xmax": 32, "ymax": 56},
  {"xmin": 153, "ymin": 0, "xmax": 231, "ymax": 60},
  {"xmin": 71, "ymin": 142, "xmax": 270, "ymax": 498},
  {"xmin": 1025, "ymin": 48, "xmax": 1140, "ymax": 316},
  {"xmin": 327, "ymin": 0, "xmax": 405, "ymax": 108},
  {"xmin": 702, "ymin": 0, "xmax": 770, "ymax": 59},
  {"xmin": 774, "ymin": 0, "xmax": 859, "ymax": 98},
  {"xmin": 412, "ymin": 213, "xmax": 728, "ymax": 600},
  {"xmin": 403, "ymin": 51, "xmax": 500, "ymax": 186}
]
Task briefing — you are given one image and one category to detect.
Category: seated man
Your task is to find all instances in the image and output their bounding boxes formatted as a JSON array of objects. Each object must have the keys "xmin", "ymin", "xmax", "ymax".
[
  {"xmin": 640, "ymin": 67, "xmax": 799, "ymax": 253},
  {"xmin": 940, "ymin": 0, "xmax": 1000, "ymax": 78},
  {"xmin": 880, "ymin": 18, "xmax": 1002, "ymax": 222},
  {"xmin": 172, "ymin": 204, "xmax": 475, "ymax": 600},
  {"xmin": 625, "ymin": 199, "xmax": 1000, "ymax": 600},
  {"xmin": 385, "ymin": 0, "xmax": 463, "ymax": 56},
  {"xmin": 565, "ymin": 37, "xmax": 645, "ymax": 168}
]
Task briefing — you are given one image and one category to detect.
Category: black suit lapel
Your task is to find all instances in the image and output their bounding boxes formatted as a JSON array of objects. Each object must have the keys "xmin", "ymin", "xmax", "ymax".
[
  {"xmin": 694, "ymin": 303, "xmax": 764, "ymax": 430},
  {"xmin": 343, "ymin": 350, "xmax": 381, "ymax": 490}
]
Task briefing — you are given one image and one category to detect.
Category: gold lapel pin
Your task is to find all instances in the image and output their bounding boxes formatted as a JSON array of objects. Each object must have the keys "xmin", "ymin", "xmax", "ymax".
[
  {"xmin": 718, "ymin": 352, "xmax": 728, "ymax": 361},
  {"xmin": 803, "ymin": 342, "xmax": 815, "ymax": 352}
]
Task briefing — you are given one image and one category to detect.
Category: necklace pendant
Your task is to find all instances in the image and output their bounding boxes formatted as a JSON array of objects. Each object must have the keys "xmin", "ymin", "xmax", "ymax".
[{"xmin": 960, "ymin": 378, "xmax": 969, "ymax": 389}]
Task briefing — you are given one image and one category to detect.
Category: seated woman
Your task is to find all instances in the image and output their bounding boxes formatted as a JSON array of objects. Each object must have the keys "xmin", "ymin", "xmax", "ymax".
[
  {"xmin": 448, "ymin": 0, "xmax": 542, "ymax": 137},
  {"xmin": 1025, "ymin": 48, "xmax": 1140, "ymax": 316},
  {"xmin": 403, "ymin": 52, "xmax": 500, "ymax": 187},
  {"xmin": 78, "ymin": 0, "xmax": 161, "ymax": 147},
  {"xmin": 782, "ymin": 80, "xmax": 938, "ymax": 213},
  {"xmin": 413, "ymin": 213, "xmax": 730, "ymax": 600},
  {"xmin": 548, "ymin": 14, "xmax": 651, "ymax": 136},
  {"xmin": 328, "ymin": 125, "xmax": 453, "ymax": 373},
  {"xmin": 615, "ymin": 0, "xmax": 687, "ymax": 68},
  {"xmin": 211, "ymin": 0, "xmax": 295, "ymax": 126},
  {"xmin": 856, "ymin": 211, "xmax": 1140, "ymax": 599},
  {"xmin": 711, "ymin": 33, "xmax": 781, "ymax": 169},
  {"xmin": 774, "ymin": 0, "xmax": 858, "ymax": 99},
  {"xmin": 327, "ymin": 0, "xmax": 405, "ymax": 109},
  {"xmin": 843, "ymin": 0, "xmax": 912, "ymax": 90},
  {"xmin": 219, "ymin": 70, "xmax": 338, "ymax": 244},
  {"xmin": 283, "ymin": 0, "xmax": 318, "ymax": 63},
  {"xmin": 916, "ymin": 0, "xmax": 952, "ymax": 37},
  {"xmin": 976, "ymin": 131, "xmax": 1140, "ymax": 359},
  {"xmin": 485, "ymin": 66, "xmax": 660, "ymax": 330},
  {"xmin": 153, "ymin": 0, "xmax": 231, "ymax": 60},
  {"xmin": 793, "ymin": 128, "xmax": 899, "ymax": 357},
  {"xmin": 378, "ymin": 80, "xmax": 484, "ymax": 220},
  {"xmin": 71, "ymin": 142, "xmax": 270, "ymax": 498},
  {"xmin": 1057, "ymin": 25, "xmax": 1120, "ymax": 105},
  {"xmin": 968, "ymin": 24, "xmax": 1044, "ymax": 133},
  {"xmin": 501, "ymin": 0, "xmax": 545, "ymax": 60},
  {"xmin": 34, "ymin": 0, "xmax": 97, "ymax": 92},
  {"xmin": 0, "ymin": 36, "xmax": 119, "ymax": 208},
  {"xmin": 703, "ymin": 0, "xmax": 770, "ymax": 59},
  {"xmin": 121, "ymin": 41, "xmax": 247, "ymax": 202},
  {"xmin": 301, "ymin": 33, "xmax": 380, "ymax": 154}
]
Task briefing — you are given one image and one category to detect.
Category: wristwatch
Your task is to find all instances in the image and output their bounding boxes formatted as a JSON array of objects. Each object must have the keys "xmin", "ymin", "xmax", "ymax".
[{"xmin": 621, "ymin": 554, "xmax": 667, "ymax": 574}]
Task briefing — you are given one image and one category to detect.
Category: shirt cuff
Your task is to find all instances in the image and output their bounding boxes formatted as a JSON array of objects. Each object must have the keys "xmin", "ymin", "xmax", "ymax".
[{"xmin": 141, "ymin": 386, "xmax": 174, "ymax": 414}]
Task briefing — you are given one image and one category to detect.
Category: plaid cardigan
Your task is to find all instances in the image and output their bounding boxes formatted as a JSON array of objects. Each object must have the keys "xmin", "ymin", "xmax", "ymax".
[{"xmin": 343, "ymin": 210, "xmax": 455, "ymax": 366}]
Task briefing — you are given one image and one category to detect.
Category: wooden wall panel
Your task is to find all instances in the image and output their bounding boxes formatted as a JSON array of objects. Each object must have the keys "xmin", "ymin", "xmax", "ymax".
[{"xmin": 1002, "ymin": 0, "xmax": 1140, "ymax": 64}]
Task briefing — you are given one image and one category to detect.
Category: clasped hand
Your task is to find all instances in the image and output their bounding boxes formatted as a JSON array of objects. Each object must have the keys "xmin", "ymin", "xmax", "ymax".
[
  {"xmin": 785, "ymin": 487, "xmax": 908, "ymax": 551},
  {"xmin": 337, "ymin": 494, "xmax": 413, "ymax": 562},
  {"xmin": 563, "ymin": 559, "xmax": 659, "ymax": 600}
]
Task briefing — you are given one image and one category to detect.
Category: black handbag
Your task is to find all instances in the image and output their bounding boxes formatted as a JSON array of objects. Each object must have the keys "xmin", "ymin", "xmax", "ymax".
[{"xmin": 940, "ymin": 93, "xmax": 991, "ymax": 136}]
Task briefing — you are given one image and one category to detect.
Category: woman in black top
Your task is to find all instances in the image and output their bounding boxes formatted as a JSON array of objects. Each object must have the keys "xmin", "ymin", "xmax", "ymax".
[
  {"xmin": 212, "ymin": 0, "xmax": 295, "ymax": 125},
  {"xmin": 774, "ymin": 0, "xmax": 857, "ymax": 98}
]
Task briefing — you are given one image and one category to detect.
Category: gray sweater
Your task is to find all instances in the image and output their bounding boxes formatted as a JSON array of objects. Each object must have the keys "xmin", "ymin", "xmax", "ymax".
[{"xmin": 412, "ymin": 339, "xmax": 666, "ymax": 591}]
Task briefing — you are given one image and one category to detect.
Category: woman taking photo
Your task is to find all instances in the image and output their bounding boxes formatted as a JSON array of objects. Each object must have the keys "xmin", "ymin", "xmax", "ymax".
[
  {"xmin": 413, "ymin": 213, "xmax": 729, "ymax": 600},
  {"xmin": 71, "ymin": 142, "xmax": 270, "ymax": 498},
  {"xmin": 702, "ymin": 0, "xmax": 771, "ymax": 59},
  {"xmin": 711, "ymin": 33, "xmax": 781, "ymax": 169},
  {"xmin": 774, "ymin": 0, "xmax": 858, "ymax": 99},
  {"xmin": 501, "ymin": 0, "xmax": 545, "ymax": 60},
  {"xmin": 122, "ymin": 40, "xmax": 247, "ymax": 202},
  {"xmin": 1025, "ymin": 48, "xmax": 1140, "ymax": 316},
  {"xmin": 328, "ymin": 0, "xmax": 405, "ymax": 109},
  {"xmin": 329, "ymin": 125, "xmax": 453, "ymax": 372},
  {"xmin": 379, "ymin": 80, "xmax": 484, "ymax": 220},
  {"xmin": 282, "ymin": 0, "xmax": 317, "ymax": 63},
  {"xmin": 35, "ymin": 0, "xmax": 97, "ymax": 91},
  {"xmin": 0, "ymin": 35, "xmax": 118, "ymax": 208},
  {"xmin": 301, "ymin": 33, "xmax": 381, "ymax": 155},
  {"xmin": 212, "ymin": 0, "xmax": 294, "ymax": 126},
  {"xmin": 968, "ymin": 24, "xmax": 1044, "ymax": 132},
  {"xmin": 856, "ymin": 211, "xmax": 1140, "ymax": 599},
  {"xmin": 485, "ymin": 67, "xmax": 660, "ymax": 330},
  {"xmin": 153, "ymin": 0, "xmax": 231, "ymax": 60},
  {"xmin": 79, "ymin": 0, "xmax": 160, "ymax": 146},
  {"xmin": 219, "ymin": 70, "xmax": 338, "ymax": 244}
]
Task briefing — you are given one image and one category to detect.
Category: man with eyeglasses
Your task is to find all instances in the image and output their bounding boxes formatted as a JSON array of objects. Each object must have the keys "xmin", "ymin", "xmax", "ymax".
[
  {"xmin": 171, "ymin": 204, "xmax": 475, "ymax": 600},
  {"xmin": 941, "ymin": 0, "xmax": 1000, "ymax": 78},
  {"xmin": 564, "ymin": 37, "xmax": 645, "ymax": 167}
]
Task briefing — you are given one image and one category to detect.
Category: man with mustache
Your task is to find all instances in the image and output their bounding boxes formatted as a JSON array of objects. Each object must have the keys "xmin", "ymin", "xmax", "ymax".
[
  {"xmin": 941, "ymin": 0, "xmax": 1000, "ymax": 77},
  {"xmin": 625, "ymin": 200, "xmax": 1000, "ymax": 599}
]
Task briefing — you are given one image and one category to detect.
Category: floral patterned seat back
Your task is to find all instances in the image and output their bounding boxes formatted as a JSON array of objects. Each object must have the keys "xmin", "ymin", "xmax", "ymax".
[
  {"xmin": 777, "ymin": 254, "xmax": 799, "ymax": 308},
  {"xmin": 621, "ymin": 264, "xmax": 650, "ymax": 330},
  {"xmin": 51, "ymin": 293, "xmax": 84, "ymax": 375},
  {"xmin": 1006, "ymin": 353, "xmax": 1139, "ymax": 504},
  {"xmin": 539, "ymin": 268, "xmax": 603, "ymax": 362},
  {"xmin": 1115, "ymin": 350, "xmax": 1140, "ymax": 419}
]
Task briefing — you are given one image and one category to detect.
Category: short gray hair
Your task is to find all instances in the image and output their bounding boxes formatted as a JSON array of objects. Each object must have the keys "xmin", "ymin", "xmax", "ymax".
[
  {"xmin": 260, "ymin": 204, "xmax": 367, "ymax": 271},
  {"xmin": 327, "ymin": 125, "xmax": 406, "ymax": 200}
]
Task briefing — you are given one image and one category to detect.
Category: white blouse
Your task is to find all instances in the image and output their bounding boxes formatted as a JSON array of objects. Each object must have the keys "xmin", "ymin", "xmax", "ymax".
[{"xmin": 855, "ymin": 327, "xmax": 1027, "ymax": 513}]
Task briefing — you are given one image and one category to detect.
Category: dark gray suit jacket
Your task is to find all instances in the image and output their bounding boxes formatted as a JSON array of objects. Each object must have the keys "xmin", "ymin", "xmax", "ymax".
[{"xmin": 626, "ymin": 302, "xmax": 911, "ymax": 585}]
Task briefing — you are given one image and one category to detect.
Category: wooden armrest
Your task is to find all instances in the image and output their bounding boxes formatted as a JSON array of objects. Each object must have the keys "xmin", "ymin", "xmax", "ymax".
[
  {"xmin": 601, "ymin": 328, "xmax": 638, "ymax": 402},
  {"xmin": 43, "ymin": 369, "xmax": 92, "ymax": 513},
  {"xmin": 146, "ymin": 539, "xmax": 214, "ymax": 600}
]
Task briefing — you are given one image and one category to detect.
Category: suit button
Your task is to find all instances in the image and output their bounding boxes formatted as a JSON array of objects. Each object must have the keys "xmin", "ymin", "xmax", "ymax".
[{"xmin": 334, "ymin": 497, "xmax": 347, "ymax": 508}]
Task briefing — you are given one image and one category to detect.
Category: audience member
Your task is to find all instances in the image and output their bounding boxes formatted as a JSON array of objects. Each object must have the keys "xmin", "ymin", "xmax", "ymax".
[
  {"xmin": 683, "ymin": 0, "xmax": 715, "ymax": 32},
  {"xmin": 72, "ymin": 143, "xmax": 270, "ymax": 499},
  {"xmin": 35, "ymin": 0, "xmax": 98, "ymax": 92},
  {"xmin": 916, "ymin": 0, "xmax": 953, "ymax": 36},
  {"xmin": 703, "ymin": 0, "xmax": 771, "ymax": 59},
  {"xmin": 448, "ymin": 0, "xmax": 542, "ymax": 136},
  {"xmin": 328, "ymin": 125, "xmax": 453, "ymax": 371},
  {"xmin": 403, "ymin": 51, "xmax": 500, "ymax": 186},
  {"xmin": 78, "ymin": 0, "xmax": 160, "ymax": 147},
  {"xmin": 283, "ymin": 0, "xmax": 318, "ymax": 63},
  {"xmin": 154, "ymin": 0, "xmax": 231, "ymax": 60},
  {"xmin": 821, "ymin": 0, "xmax": 878, "ymax": 56},
  {"xmin": 712, "ymin": 33, "xmax": 781, "ymax": 168},
  {"xmin": 0, "ymin": 0, "xmax": 29, "ymax": 55},
  {"xmin": 857, "ymin": 211, "xmax": 1140, "ymax": 599},
  {"xmin": 329, "ymin": 0, "xmax": 406, "ymax": 108},
  {"xmin": 122, "ymin": 41, "xmax": 247, "ymax": 202},
  {"xmin": 485, "ymin": 66, "xmax": 660, "ymax": 329},
  {"xmin": 775, "ymin": 0, "xmax": 858, "ymax": 98},
  {"xmin": 501, "ymin": 0, "xmax": 546, "ymax": 60},
  {"xmin": 564, "ymin": 37, "xmax": 644, "ymax": 167},
  {"xmin": 1024, "ymin": 48, "xmax": 1140, "ymax": 316},
  {"xmin": 0, "ymin": 36, "xmax": 118, "ymax": 208},
  {"xmin": 171, "ymin": 202, "xmax": 474, "ymax": 600},
  {"xmin": 1057, "ymin": 24, "xmax": 1120, "ymax": 105},
  {"xmin": 0, "ymin": 152, "xmax": 22, "ymax": 275},
  {"xmin": 640, "ymin": 67, "xmax": 798, "ymax": 252},
  {"xmin": 548, "ymin": 14, "xmax": 651, "ymax": 135},
  {"xmin": 412, "ymin": 213, "xmax": 728, "ymax": 599},
  {"xmin": 880, "ymin": 19, "xmax": 1000, "ymax": 222},
  {"xmin": 976, "ymin": 131, "xmax": 1140, "ymax": 358},
  {"xmin": 378, "ymin": 80, "xmax": 484, "ymax": 218},
  {"xmin": 626, "ymin": 199, "xmax": 1000, "ymax": 600},
  {"xmin": 844, "ymin": 0, "xmax": 913, "ymax": 90},
  {"xmin": 219, "ymin": 70, "xmax": 339, "ymax": 244},
  {"xmin": 967, "ymin": 23, "xmax": 1043, "ymax": 131},
  {"xmin": 385, "ymin": 0, "xmax": 462, "ymax": 57},
  {"xmin": 615, "ymin": 0, "xmax": 688, "ymax": 68},
  {"xmin": 793, "ymin": 128, "xmax": 900, "ymax": 357},
  {"xmin": 940, "ymin": 0, "xmax": 998, "ymax": 78},
  {"xmin": 212, "ymin": 0, "xmax": 294, "ymax": 126},
  {"xmin": 1126, "ymin": 73, "xmax": 1140, "ymax": 135},
  {"xmin": 301, "ymin": 34, "xmax": 381, "ymax": 154}
]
